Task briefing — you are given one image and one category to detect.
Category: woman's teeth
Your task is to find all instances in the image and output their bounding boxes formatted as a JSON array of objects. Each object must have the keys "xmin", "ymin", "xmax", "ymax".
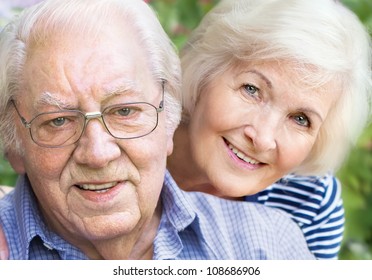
[{"xmin": 228, "ymin": 144, "xmax": 260, "ymax": 164}]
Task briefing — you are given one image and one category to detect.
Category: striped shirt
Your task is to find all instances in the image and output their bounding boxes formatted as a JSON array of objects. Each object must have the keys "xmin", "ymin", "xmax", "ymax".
[
  {"xmin": 245, "ymin": 173, "xmax": 344, "ymax": 259},
  {"xmin": 0, "ymin": 171, "xmax": 314, "ymax": 259}
]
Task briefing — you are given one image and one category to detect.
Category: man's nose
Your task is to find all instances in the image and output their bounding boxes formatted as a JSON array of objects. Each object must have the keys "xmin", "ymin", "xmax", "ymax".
[{"xmin": 73, "ymin": 118, "xmax": 121, "ymax": 168}]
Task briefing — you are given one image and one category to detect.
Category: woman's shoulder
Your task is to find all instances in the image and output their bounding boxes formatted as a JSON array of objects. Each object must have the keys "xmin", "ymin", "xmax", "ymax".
[
  {"xmin": 260, "ymin": 173, "xmax": 341, "ymax": 203},
  {"xmin": 255, "ymin": 173, "xmax": 343, "ymax": 225}
]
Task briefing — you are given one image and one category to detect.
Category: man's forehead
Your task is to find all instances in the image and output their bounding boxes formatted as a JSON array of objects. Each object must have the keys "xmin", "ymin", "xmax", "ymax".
[{"xmin": 32, "ymin": 80, "xmax": 149, "ymax": 108}]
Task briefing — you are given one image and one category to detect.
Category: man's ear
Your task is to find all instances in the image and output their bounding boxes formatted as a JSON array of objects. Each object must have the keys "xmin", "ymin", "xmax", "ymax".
[
  {"xmin": 166, "ymin": 133, "xmax": 174, "ymax": 156},
  {"xmin": 5, "ymin": 150, "xmax": 26, "ymax": 174}
]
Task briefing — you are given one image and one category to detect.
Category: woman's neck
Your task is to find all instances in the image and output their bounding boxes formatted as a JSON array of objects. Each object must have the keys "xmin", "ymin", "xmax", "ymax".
[{"xmin": 167, "ymin": 122, "xmax": 210, "ymax": 192}]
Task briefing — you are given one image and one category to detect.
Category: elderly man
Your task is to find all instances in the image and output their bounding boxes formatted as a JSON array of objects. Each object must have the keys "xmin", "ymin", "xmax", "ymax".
[{"xmin": 0, "ymin": 0, "xmax": 314, "ymax": 260}]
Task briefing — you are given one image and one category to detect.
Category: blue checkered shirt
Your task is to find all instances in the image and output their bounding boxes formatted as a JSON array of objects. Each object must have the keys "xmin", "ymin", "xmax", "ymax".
[{"xmin": 0, "ymin": 171, "xmax": 314, "ymax": 259}]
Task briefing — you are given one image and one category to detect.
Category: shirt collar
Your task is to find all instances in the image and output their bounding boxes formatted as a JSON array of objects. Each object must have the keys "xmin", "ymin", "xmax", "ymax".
[
  {"xmin": 161, "ymin": 170, "xmax": 197, "ymax": 230},
  {"xmin": 154, "ymin": 170, "xmax": 234, "ymax": 259},
  {"xmin": 153, "ymin": 170, "xmax": 199, "ymax": 259}
]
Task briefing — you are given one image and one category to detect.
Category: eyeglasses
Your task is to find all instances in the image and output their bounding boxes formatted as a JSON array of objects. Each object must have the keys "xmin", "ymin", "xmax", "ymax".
[{"xmin": 11, "ymin": 81, "xmax": 165, "ymax": 148}]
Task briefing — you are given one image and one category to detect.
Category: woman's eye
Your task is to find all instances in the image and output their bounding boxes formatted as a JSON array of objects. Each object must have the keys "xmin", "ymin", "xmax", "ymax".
[
  {"xmin": 293, "ymin": 114, "xmax": 310, "ymax": 127},
  {"xmin": 243, "ymin": 84, "xmax": 259, "ymax": 97}
]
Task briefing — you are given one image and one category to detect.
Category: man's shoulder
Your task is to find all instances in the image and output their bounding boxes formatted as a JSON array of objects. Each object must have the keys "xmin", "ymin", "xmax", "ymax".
[
  {"xmin": 187, "ymin": 190, "xmax": 289, "ymax": 221},
  {"xmin": 184, "ymin": 190, "xmax": 296, "ymax": 239},
  {"xmin": 0, "ymin": 187, "xmax": 18, "ymax": 252},
  {"xmin": 0, "ymin": 187, "xmax": 16, "ymax": 215},
  {"xmin": 0, "ymin": 184, "xmax": 19, "ymax": 227},
  {"xmin": 184, "ymin": 191, "xmax": 314, "ymax": 259},
  {"xmin": 161, "ymin": 172, "xmax": 314, "ymax": 259}
]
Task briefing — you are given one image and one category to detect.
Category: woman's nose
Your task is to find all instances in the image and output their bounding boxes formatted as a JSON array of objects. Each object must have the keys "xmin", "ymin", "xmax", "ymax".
[{"xmin": 244, "ymin": 112, "xmax": 278, "ymax": 152}]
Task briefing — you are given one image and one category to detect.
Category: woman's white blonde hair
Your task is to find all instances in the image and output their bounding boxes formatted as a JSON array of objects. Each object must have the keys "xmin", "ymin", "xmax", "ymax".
[{"xmin": 181, "ymin": 0, "xmax": 372, "ymax": 175}]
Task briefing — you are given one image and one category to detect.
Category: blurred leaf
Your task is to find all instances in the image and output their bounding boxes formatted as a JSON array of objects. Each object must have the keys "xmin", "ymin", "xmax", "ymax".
[
  {"xmin": 0, "ymin": 157, "xmax": 17, "ymax": 186},
  {"xmin": 338, "ymin": 123, "xmax": 372, "ymax": 259}
]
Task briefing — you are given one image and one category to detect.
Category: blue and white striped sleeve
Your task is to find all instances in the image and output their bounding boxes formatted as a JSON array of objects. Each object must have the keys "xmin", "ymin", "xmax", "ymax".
[{"xmin": 255, "ymin": 173, "xmax": 344, "ymax": 259}]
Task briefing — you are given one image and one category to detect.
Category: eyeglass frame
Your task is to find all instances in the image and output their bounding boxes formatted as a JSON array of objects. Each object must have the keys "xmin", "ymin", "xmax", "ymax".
[{"xmin": 11, "ymin": 79, "xmax": 166, "ymax": 148}]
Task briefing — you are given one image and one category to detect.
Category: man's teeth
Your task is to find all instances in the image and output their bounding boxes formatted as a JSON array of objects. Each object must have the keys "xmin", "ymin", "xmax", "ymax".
[
  {"xmin": 228, "ymin": 144, "xmax": 260, "ymax": 164},
  {"xmin": 78, "ymin": 182, "xmax": 118, "ymax": 191}
]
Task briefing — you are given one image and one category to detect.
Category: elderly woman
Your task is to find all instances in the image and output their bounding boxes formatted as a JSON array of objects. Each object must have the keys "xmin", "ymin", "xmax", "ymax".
[{"xmin": 168, "ymin": 0, "xmax": 372, "ymax": 259}]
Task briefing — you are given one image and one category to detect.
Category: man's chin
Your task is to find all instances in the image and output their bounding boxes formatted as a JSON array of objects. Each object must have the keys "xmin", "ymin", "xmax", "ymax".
[{"xmin": 74, "ymin": 212, "xmax": 142, "ymax": 240}]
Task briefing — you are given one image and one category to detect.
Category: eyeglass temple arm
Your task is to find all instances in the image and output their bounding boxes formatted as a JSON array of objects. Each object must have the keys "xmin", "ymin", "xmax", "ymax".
[
  {"xmin": 11, "ymin": 99, "xmax": 30, "ymax": 128},
  {"xmin": 157, "ymin": 79, "xmax": 166, "ymax": 112}
]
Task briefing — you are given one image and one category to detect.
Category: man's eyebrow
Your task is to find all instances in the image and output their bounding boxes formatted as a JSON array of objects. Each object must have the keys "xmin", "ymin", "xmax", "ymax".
[
  {"xmin": 34, "ymin": 82, "xmax": 145, "ymax": 109},
  {"xmin": 35, "ymin": 92, "xmax": 73, "ymax": 109},
  {"xmin": 105, "ymin": 85, "xmax": 137, "ymax": 97},
  {"xmin": 103, "ymin": 81, "xmax": 147, "ymax": 99}
]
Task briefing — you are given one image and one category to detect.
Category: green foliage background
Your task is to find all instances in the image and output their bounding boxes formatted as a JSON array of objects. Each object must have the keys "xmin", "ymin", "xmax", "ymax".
[{"xmin": 0, "ymin": 0, "xmax": 371, "ymax": 259}]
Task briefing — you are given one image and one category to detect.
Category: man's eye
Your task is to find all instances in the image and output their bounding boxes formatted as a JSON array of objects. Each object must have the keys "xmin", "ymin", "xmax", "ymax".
[
  {"xmin": 243, "ymin": 84, "xmax": 259, "ymax": 97},
  {"xmin": 51, "ymin": 117, "xmax": 66, "ymax": 127},
  {"xmin": 293, "ymin": 114, "xmax": 310, "ymax": 127},
  {"xmin": 114, "ymin": 106, "xmax": 143, "ymax": 117},
  {"xmin": 117, "ymin": 107, "xmax": 132, "ymax": 116}
]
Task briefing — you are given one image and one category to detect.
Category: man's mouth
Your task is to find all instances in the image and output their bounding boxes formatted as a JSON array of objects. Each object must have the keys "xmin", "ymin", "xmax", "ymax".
[
  {"xmin": 75, "ymin": 182, "xmax": 118, "ymax": 193},
  {"xmin": 227, "ymin": 143, "xmax": 261, "ymax": 165}
]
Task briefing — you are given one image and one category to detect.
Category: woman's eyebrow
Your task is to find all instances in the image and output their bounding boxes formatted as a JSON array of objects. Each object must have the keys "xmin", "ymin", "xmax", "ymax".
[
  {"xmin": 244, "ymin": 70, "xmax": 273, "ymax": 89},
  {"xmin": 296, "ymin": 107, "xmax": 324, "ymax": 122}
]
